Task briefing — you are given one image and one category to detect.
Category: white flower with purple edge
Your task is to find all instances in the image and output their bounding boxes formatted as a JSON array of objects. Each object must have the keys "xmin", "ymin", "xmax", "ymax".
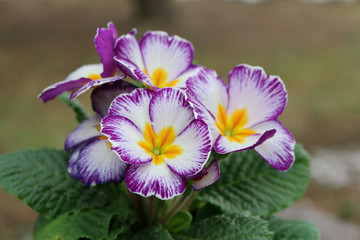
[
  {"xmin": 114, "ymin": 30, "xmax": 201, "ymax": 90},
  {"xmin": 38, "ymin": 22, "xmax": 125, "ymax": 102},
  {"xmin": 101, "ymin": 87, "xmax": 212, "ymax": 199},
  {"xmin": 65, "ymin": 82, "xmax": 135, "ymax": 186},
  {"xmin": 186, "ymin": 64, "xmax": 295, "ymax": 171}
]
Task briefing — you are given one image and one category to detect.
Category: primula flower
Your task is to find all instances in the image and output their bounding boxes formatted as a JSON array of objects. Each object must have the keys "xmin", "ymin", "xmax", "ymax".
[
  {"xmin": 114, "ymin": 30, "xmax": 201, "ymax": 90},
  {"xmin": 101, "ymin": 88, "xmax": 212, "ymax": 199},
  {"xmin": 38, "ymin": 22, "xmax": 124, "ymax": 102},
  {"xmin": 66, "ymin": 82, "xmax": 134, "ymax": 185},
  {"xmin": 186, "ymin": 64, "xmax": 295, "ymax": 171}
]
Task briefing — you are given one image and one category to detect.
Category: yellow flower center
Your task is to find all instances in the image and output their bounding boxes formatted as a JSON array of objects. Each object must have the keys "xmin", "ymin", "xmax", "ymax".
[
  {"xmin": 215, "ymin": 104, "xmax": 257, "ymax": 143},
  {"xmin": 143, "ymin": 67, "xmax": 180, "ymax": 88},
  {"xmin": 138, "ymin": 123, "xmax": 183, "ymax": 165},
  {"xmin": 87, "ymin": 73, "xmax": 102, "ymax": 81}
]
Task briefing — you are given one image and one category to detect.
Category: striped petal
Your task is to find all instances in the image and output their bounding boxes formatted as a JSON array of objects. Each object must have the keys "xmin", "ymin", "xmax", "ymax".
[
  {"xmin": 213, "ymin": 127, "xmax": 276, "ymax": 154},
  {"xmin": 253, "ymin": 120, "xmax": 295, "ymax": 171},
  {"xmin": 95, "ymin": 22, "xmax": 118, "ymax": 77},
  {"xmin": 70, "ymin": 75, "xmax": 125, "ymax": 100},
  {"xmin": 101, "ymin": 116, "xmax": 152, "ymax": 164},
  {"xmin": 68, "ymin": 144, "xmax": 84, "ymax": 180},
  {"xmin": 227, "ymin": 64, "xmax": 288, "ymax": 127},
  {"xmin": 114, "ymin": 31, "xmax": 145, "ymax": 71},
  {"xmin": 91, "ymin": 81, "xmax": 136, "ymax": 117},
  {"xmin": 38, "ymin": 64, "xmax": 102, "ymax": 102},
  {"xmin": 186, "ymin": 67, "xmax": 228, "ymax": 120},
  {"xmin": 64, "ymin": 114, "xmax": 102, "ymax": 151},
  {"xmin": 114, "ymin": 57, "xmax": 151, "ymax": 85},
  {"xmin": 139, "ymin": 31, "xmax": 194, "ymax": 88},
  {"xmin": 192, "ymin": 160, "xmax": 220, "ymax": 191},
  {"xmin": 125, "ymin": 162, "xmax": 186, "ymax": 199},
  {"xmin": 77, "ymin": 139, "xmax": 127, "ymax": 186},
  {"xmin": 108, "ymin": 88, "xmax": 155, "ymax": 131},
  {"xmin": 166, "ymin": 120, "xmax": 211, "ymax": 177},
  {"xmin": 149, "ymin": 88, "xmax": 195, "ymax": 136}
]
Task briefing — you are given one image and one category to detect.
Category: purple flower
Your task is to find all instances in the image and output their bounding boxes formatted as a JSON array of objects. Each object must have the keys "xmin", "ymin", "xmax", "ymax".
[
  {"xmin": 114, "ymin": 30, "xmax": 201, "ymax": 90},
  {"xmin": 101, "ymin": 88, "xmax": 212, "ymax": 199},
  {"xmin": 66, "ymin": 82, "xmax": 134, "ymax": 186},
  {"xmin": 38, "ymin": 22, "xmax": 125, "ymax": 103},
  {"xmin": 186, "ymin": 64, "xmax": 295, "ymax": 171}
]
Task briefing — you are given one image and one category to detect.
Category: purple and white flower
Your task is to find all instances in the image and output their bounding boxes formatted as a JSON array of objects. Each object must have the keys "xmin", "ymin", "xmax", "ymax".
[
  {"xmin": 66, "ymin": 82, "xmax": 134, "ymax": 186},
  {"xmin": 186, "ymin": 64, "xmax": 295, "ymax": 171},
  {"xmin": 38, "ymin": 22, "xmax": 125, "ymax": 102},
  {"xmin": 114, "ymin": 30, "xmax": 201, "ymax": 90},
  {"xmin": 101, "ymin": 88, "xmax": 212, "ymax": 199}
]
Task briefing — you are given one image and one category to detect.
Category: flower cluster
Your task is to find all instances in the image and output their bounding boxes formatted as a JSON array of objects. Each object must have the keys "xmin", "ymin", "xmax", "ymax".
[{"xmin": 39, "ymin": 22, "xmax": 295, "ymax": 200}]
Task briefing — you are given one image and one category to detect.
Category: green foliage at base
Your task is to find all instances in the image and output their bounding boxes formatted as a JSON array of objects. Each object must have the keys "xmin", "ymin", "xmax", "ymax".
[{"xmin": 0, "ymin": 144, "xmax": 319, "ymax": 240}]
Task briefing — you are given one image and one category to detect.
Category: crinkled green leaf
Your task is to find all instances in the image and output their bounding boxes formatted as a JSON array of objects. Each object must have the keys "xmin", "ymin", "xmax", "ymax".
[
  {"xmin": 34, "ymin": 209, "xmax": 112, "ymax": 240},
  {"xmin": 174, "ymin": 213, "xmax": 273, "ymax": 240},
  {"xmin": 167, "ymin": 211, "xmax": 192, "ymax": 233},
  {"xmin": 34, "ymin": 194, "xmax": 133, "ymax": 240},
  {"xmin": 132, "ymin": 224, "xmax": 174, "ymax": 240},
  {"xmin": 0, "ymin": 148, "xmax": 117, "ymax": 219},
  {"xmin": 268, "ymin": 216, "xmax": 320, "ymax": 240},
  {"xmin": 198, "ymin": 144, "xmax": 310, "ymax": 216},
  {"xmin": 57, "ymin": 92, "xmax": 91, "ymax": 123}
]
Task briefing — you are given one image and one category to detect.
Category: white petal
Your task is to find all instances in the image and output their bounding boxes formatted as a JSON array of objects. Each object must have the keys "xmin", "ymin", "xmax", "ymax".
[
  {"xmin": 77, "ymin": 139, "xmax": 127, "ymax": 185},
  {"xmin": 149, "ymin": 88, "xmax": 195, "ymax": 135},
  {"xmin": 253, "ymin": 120, "xmax": 295, "ymax": 171},
  {"xmin": 125, "ymin": 162, "xmax": 185, "ymax": 200}
]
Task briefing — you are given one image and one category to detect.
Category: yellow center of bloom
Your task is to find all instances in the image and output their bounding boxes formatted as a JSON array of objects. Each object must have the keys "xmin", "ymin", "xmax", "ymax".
[
  {"xmin": 143, "ymin": 68, "xmax": 180, "ymax": 88},
  {"xmin": 87, "ymin": 73, "xmax": 102, "ymax": 81},
  {"xmin": 138, "ymin": 123, "xmax": 183, "ymax": 165},
  {"xmin": 215, "ymin": 104, "xmax": 257, "ymax": 143}
]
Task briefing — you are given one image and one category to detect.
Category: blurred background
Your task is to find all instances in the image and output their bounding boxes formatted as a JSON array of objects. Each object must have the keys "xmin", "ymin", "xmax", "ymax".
[{"xmin": 1, "ymin": 0, "xmax": 360, "ymax": 239}]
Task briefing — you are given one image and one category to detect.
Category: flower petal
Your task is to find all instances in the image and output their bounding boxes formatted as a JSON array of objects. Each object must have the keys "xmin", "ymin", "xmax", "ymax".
[
  {"xmin": 114, "ymin": 31, "xmax": 145, "ymax": 71},
  {"xmin": 66, "ymin": 64, "xmax": 104, "ymax": 81},
  {"xmin": 38, "ymin": 78, "xmax": 90, "ymax": 103},
  {"xmin": 91, "ymin": 81, "xmax": 136, "ymax": 117},
  {"xmin": 149, "ymin": 88, "xmax": 195, "ymax": 135},
  {"xmin": 38, "ymin": 64, "xmax": 103, "ymax": 102},
  {"xmin": 125, "ymin": 162, "xmax": 186, "ymax": 199},
  {"xmin": 108, "ymin": 88, "xmax": 155, "ymax": 131},
  {"xmin": 95, "ymin": 22, "xmax": 118, "ymax": 77},
  {"xmin": 253, "ymin": 120, "xmax": 295, "ymax": 171},
  {"xmin": 186, "ymin": 67, "xmax": 228, "ymax": 120},
  {"xmin": 172, "ymin": 64, "xmax": 202, "ymax": 88},
  {"xmin": 139, "ymin": 31, "xmax": 194, "ymax": 87},
  {"xmin": 68, "ymin": 144, "xmax": 84, "ymax": 180},
  {"xmin": 65, "ymin": 114, "xmax": 102, "ymax": 151},
  {"xmin": 77, "ymin": 139, "xmax": 127, "ymax": 186},
  {"xmin": 227, "ymin": 64, "xmax": 287, "ymax": 126},
  {"xmin": 213, "ymin": 126, "xmax": 276, "ymax": 154},
  {"xmin": 165, "ymin": 120, "xmax": 211, "ymax": 177},
  {"xmin": 114, "ymin": 57, "xmax": 151, "ymax": 85},
  {"xmin": 192, "ymin": 160, "xmax": 220, "ymax": 191},
  {"xmin": 70, "ymin": 75, "xmax": 125, "ymax": 100},
  {"xmin": 101, "ymin": 116, "xmax": 152, "ymax": 164}
]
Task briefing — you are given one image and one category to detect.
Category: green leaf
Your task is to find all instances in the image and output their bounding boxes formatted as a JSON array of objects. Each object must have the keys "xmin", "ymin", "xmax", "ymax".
[
  {"xmin": 132, "ymin": 224, "xmax": 174, "ymax": 240},
  {"xmin": 268, "ymin": 216, "xmax": 320, "ymax": 240},
  {"xmin": 57, "ymin": 92, "xmax": 91, "ymax": 123},
  {"xmin": 174, "ymin": 213, "xmax": 273, "ymax": 240},
  {"xmin": 0, "ymin": 148, "xmax": 117, "ymax": 219},
  {"xmin": 34, "ymin": 194, "xmax": 133, "ymax": 240},
  {"xmin": 167, "ymin": 211, "xmax": 192, "ymax": 233},
  {"xmin": 198, "ymin": 144, "xmax": 310, "ymax": 216},
  {"xmin": 34, "ymin": 209, "xmax": 113, "ymax": 240}
]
